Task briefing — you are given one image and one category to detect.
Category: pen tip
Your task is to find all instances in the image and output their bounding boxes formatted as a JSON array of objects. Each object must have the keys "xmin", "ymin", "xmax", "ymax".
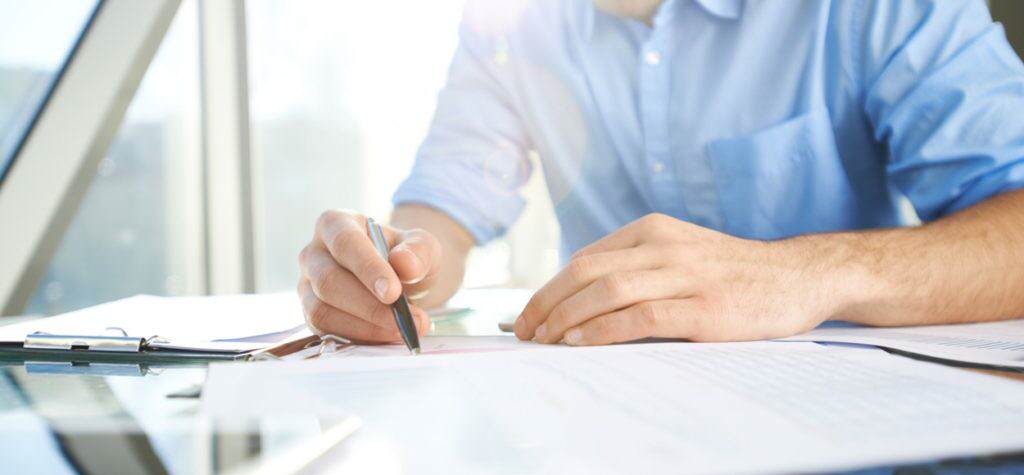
[{"xmin": 411, "ymin": 348, "xmax": 421, "ymax": 356}]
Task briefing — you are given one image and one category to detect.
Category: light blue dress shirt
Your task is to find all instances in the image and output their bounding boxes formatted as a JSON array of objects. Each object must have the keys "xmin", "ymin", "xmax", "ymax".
[{"xmin": 393, "ymin": 0, "xmax": 1024, "ymax": 257}]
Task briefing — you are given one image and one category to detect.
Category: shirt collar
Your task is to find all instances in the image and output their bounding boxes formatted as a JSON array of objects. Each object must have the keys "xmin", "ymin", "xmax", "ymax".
[{"xmin": 578, "ymin": 0, "xmax": 742, "ymax": 41}]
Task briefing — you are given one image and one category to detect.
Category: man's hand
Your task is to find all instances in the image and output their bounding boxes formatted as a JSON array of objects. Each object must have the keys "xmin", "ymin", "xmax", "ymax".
[
  {"xmin": 514, "ymin": 213, "xmax": 841, "ymax": 346},
  {"xmin": 298, "ymin": 210, "xmax": 441, "ymax": 343}
]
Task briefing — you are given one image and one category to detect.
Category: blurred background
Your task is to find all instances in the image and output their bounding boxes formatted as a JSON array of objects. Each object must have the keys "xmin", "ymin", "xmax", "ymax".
[{"xmin": 1, "ymin": 0, "xmax": 1021, "ymax": 315}]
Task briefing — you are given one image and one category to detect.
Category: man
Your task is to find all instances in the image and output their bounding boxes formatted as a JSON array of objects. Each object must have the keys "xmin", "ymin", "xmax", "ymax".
[{"xmin": 298, "ymin": 0, "xmax": 1024, "ymax": 346}]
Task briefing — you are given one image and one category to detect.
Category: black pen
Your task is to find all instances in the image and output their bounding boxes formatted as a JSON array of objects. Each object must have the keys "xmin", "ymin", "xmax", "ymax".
[{"xmin": 366, "ymin": 217, "xmax": 421, "ymax": 355}]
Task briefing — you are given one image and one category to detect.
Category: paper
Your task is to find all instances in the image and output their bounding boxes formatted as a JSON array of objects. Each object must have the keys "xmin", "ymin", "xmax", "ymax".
[
  {"xmin": 0, "ymin": 293, "xmax": 305, "ymax": 350},
  {"xmin": 325, "ymin": 335, "xmax": 544, "ymax": 358},
  {"xmin": 782, "ymin": 319, "xmax": 1024, "ymax": 369},
  {"xmin": 203, "ymin": 341, "xmax": 1024, "ymax": 474}
]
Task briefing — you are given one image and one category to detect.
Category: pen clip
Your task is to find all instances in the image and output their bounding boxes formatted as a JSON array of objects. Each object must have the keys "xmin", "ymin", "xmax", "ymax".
[{"xmin": 366, "ymin": 217, "xmax": 391, "ymax": 259}]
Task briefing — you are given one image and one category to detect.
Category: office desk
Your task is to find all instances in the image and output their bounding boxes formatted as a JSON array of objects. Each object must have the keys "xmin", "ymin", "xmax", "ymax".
[{"xmin": 2, "ymin": 299, "xmax": 1024, "ymax": 475}]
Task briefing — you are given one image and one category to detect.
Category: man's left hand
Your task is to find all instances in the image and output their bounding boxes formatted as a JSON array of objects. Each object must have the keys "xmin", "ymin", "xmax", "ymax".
[{"xmin": 513, "ymin": 213, "xmax": 843, "ymax": 346}]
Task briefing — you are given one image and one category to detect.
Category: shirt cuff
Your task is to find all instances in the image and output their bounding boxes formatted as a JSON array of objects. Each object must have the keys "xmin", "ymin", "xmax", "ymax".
[{"xmin": 392, "ymin": 169, "xmax": 525, "ymax": 245}]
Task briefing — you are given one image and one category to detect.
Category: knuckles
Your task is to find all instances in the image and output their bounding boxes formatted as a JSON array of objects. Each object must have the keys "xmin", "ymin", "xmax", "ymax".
[
  {"xmin": 304, "ymin": 298, "xmax": 334, "ymax": 334},
  {"xmin": 328, "ymin": 226, "xmax": 361, "ymax": 258},
  {"xmin": 599, "ymin": 272, "xmax": 636, "ymax": 301},
  {"xmin": 298, "ymin": 244, "xmax": 312, "ymax": 268},
  {"xmin": 547, "ymin": 303, "xmax": 571, "ymax": 328},
  {"xmin": 635, "ymin": 302, "xmax": 662, "ymax": 330},
  {"xmin": 315, "ymin": 210, "xmax": 343, "ymax": 233},
  {"xmin": 633, "ymin": 213, "xmax": 705, "ymax": 244},
  {"xmin": 564, "ymin": 255, "xmax": 596, "ymax": 283},
  {"xmin": 309, "ymin": 267, "xmax": 340, "ymax": 298},
  {"xmin": 637, "ymin": 213, "xmax": 671, "ymax": 231}
]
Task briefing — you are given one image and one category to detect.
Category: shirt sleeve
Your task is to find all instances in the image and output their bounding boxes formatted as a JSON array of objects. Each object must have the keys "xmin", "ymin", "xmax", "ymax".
[
  {"xmin": 858, "ymin": 0, "xmax": 1024, "ymax": 222},
  {"xmin": 392, "ymin": 6, "xmax": 532, "ymax": 244}
]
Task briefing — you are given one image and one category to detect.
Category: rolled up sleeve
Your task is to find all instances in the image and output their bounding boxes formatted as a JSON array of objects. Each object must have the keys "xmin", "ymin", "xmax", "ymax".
[
  {"xmin": 861, "ymin": 0, "xmax": 1024, "ymax": 222},
  {"xmin": 393, "ymin": 9, "xmax": 532, "ymax": 244}
]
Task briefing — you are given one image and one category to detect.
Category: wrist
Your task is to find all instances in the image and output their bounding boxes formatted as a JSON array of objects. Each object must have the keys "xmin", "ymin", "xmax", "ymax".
[{"xmin": 775, "ymin": 230, "xmax": 898, "ymax": 325}]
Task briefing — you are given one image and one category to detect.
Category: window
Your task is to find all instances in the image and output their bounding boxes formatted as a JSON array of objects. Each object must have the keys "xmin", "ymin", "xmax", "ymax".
[
  {"xmin": 24, "ymin": 1, "xmax": 203, "ymax": 315},
  {"xmin": 0, "ymin": 0, "xmax": 98, "ymax": 181},
  {"xmin": 12, "ymin": 0, "xmax": 561, "ymax": 316},
  {"xmin": 246, "ymin": 1, "xmax": 560, "ymax": 293}
]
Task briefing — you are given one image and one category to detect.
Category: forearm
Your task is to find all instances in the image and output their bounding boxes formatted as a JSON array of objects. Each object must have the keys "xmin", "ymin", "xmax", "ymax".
[
  {"xmin": 390, "ymin": 204, "xmax": 475, "ymax": 309},
  {"xmin": 793, "ymin": 190, "xmax": 1024, "ymax": 326}
]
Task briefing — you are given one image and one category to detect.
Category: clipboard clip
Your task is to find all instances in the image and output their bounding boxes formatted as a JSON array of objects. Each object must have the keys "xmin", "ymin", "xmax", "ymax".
[
  {"xmin": 23, "ymin": 328, "xmax": 162, "ymax": 353},
  {"xmin": 20, "ymin": 327, "xmax": 352, "ymax": 361}
]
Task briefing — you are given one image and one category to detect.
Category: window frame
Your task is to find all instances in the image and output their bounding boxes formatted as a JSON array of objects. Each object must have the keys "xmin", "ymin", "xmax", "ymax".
[
  {"xmin": 198, "ymin": 0, "xmax": 256, "ymax": 296},
  {"xmin": 0, "ymin": 0, "xmax": 182, "ymax": 315},
  {"xmin": 0, "ymin": 0, "xmax": 103, "ymax": 185}
]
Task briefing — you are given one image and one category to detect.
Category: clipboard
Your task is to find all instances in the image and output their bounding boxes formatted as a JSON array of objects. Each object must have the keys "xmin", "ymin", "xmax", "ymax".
[
  {"xmin": 0, "ymin": 328, "xmax": 328, "ymax": 365},
  {"xmin": 0, "ymin": 293, "xmax": 321, "ymax": 363}
]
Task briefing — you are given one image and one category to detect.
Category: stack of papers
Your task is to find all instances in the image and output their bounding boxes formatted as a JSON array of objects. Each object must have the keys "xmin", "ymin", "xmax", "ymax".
[
  {"xmin": 203, "ymin": 341, "xmax": 1024, "ymax": 474},
  {"xmin": 783, "ymin": 319, "xmax": 1024, "ymax": 369},
  {"xmin": 0, "ymin": 293, "xmax": 306, "ymax": 352}
]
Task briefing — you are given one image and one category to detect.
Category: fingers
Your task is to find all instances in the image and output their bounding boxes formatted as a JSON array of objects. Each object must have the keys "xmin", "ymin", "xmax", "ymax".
[
  {"xmin": 315, "ymin": 210, "xmax": 402, "ymax": 303},
  {"xmin": 301, "ymin": 245, "xmax": 396, "ymax": 328},
  {"xmin": 562, "ymin": 300, "xmax": 702, "ymax": 346},
  {"xmin": 571, "ymin": 225, "xmax": 641, "ymax": 260},
  {"xmin": 533, "ymin": 268, "xmax": 693, "ymax": 344},
  {"xmin": 299, "ymin": 279, "xmax": 432, "ymax": 343},
  {"xmin": 414, "ymin": 305, "xmax": 432, "ymax": 336},
  {"xmin": 571, "ymin": 213, "xmax": 673, "ymax": 259},
  {"xmin": 299, "ymin": 279, "xmax": 399, "ymax": 343},
  {"xmin": 302, "ymin": 210, "xmax": 435, "ymax": 343},
  {"xmin": 514, "ymin": 246, "xmax": 657, "ymax": 340},
  {"xmin": 389, "ymin": 227, "xmax": 442, "ymax": 292}
]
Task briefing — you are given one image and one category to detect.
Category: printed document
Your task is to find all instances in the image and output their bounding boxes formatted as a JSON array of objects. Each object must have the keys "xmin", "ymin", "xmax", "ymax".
[
  {"xmin": 203, "ymin": 341, "xmax": 1024, "ymax": 474},
  {"xmin": 783, "ymin": 319, "xmax": 1024, "ymax": 369},
  {"xmin": 320, "ymin": 335, "xmax": 545, "ymax": 358},
  {"xmin": 0, "ymin": 293, "xmax": 305, "ymax": 351}
]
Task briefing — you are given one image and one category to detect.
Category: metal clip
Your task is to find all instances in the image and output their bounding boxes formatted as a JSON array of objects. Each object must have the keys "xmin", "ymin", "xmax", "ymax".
[
  {"xmin": 316, "ymin": 335, "xmax": 351, "ymax": 358},
  {"xmin": 24, "ymin": 332, "xmax": 144, "ymax": 353}
]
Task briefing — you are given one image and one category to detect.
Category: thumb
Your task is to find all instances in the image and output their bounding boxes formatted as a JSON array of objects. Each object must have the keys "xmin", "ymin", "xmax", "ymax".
[{"xmin": 389, "ymin": 228, "xmax": 441, "ymax": 285}]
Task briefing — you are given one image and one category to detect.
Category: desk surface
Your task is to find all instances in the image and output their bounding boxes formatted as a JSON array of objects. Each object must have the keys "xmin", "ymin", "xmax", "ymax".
[{"xmin": 2, "ymin": 294, "xmax": 1024, "ymax": 475}]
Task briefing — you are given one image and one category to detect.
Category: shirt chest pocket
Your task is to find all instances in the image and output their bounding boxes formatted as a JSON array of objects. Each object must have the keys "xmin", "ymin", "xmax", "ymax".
[{"xmin": 705, "ymin": 109, "xmax": 858, "ymax": 240}]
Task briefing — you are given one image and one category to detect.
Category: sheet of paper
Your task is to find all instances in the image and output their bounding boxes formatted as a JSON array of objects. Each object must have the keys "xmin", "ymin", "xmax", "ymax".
[
  {"xmin": 782, "ymin": 319, "xmax": 1024, "ymax": 369},
  {"xmin": 0, "ymin": 293, "xmax": 305, "ymax": 348},
  {"xmin": 203, "ymin": 341, "xmax": 1024, "ymax": 474},
  {"xmin": 325, "ymin": 335, "xmax": 545, "ymax": 358}
]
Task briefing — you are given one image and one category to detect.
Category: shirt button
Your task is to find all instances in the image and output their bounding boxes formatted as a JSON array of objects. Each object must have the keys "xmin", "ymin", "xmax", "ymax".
[
  {"xmin": 644, "ymin": 50, "xmax": 662, "ymax": 66},
  {"xmin": 650, "ymin": 161, "xmax": 665, "ymax": 173}
]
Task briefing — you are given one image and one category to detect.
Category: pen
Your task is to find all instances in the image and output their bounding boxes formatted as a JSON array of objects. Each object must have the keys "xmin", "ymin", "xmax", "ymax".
[{"xmin": 366, "ymin": 217, "xmax": 422, "ymax": 355}]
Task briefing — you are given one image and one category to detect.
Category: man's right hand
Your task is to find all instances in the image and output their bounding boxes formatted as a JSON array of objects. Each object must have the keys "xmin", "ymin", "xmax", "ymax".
[{"xmin": 298, "ymin": 210, "xmax": 440, "ymax": 343}]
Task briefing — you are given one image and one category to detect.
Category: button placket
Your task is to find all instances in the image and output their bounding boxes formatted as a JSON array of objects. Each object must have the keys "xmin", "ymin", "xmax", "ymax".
[{"xmin": 638, "ymin": 31, "xmax": 679, "ymax": 214}]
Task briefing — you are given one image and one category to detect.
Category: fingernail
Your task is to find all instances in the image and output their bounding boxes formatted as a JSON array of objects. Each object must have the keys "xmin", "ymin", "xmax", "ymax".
[
  {"xmin": 564, "ymin": 329, "xmax": 582, "ymax": 346},
  {"xmin": 373, "ymin": 278, "xmax": 389, "ymax": 300},
  {"xmin": 534, "ymin": 323, "xmax": 548, "ymax": 341},
  {"xmin": 407, "ymin": 289, "xmax": 429, "ymax": 300},
  {"xmin": 394, "ymin": 245, "xmax": 425, "ymax": 284},
  {"xmin": 403, "ymin": 274, "xmax": 425, "ymax": 285}
]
